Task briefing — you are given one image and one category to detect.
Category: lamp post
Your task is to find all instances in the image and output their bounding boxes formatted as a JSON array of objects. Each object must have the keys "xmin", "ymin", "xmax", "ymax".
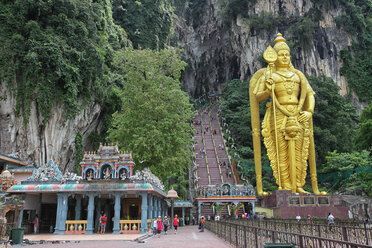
[{"xmin": 167, "ymin": 188, "xmax": 179, "ymax": 229}]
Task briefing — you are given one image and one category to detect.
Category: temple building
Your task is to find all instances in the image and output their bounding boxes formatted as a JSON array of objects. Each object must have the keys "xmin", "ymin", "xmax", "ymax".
[{"xmin": 6, "ymin": 144, "xmax": 170, "ymax": 235}]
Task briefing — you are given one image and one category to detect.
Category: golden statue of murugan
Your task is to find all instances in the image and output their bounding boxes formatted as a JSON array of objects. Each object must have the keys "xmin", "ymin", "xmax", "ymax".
[{"xmin": 249, "ymin": 33, "xmax": 326, "ymax": 196}]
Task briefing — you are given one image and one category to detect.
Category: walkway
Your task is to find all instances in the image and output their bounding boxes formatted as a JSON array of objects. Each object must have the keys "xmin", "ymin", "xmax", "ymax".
[{"xmin": 17, "ymin": 226, "xmax": 234, "ymax": 248}]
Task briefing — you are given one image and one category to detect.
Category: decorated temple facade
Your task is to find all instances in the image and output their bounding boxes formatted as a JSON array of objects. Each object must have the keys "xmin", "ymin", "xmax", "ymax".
[{"xmin": 7, "ymin": 145, "xmax": 169, "ymax": 235}]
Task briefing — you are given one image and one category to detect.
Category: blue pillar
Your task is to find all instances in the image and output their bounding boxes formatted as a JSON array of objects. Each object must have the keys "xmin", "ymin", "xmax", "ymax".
[
  {"xmin": 86, "ymin": 193, "xmax": 96, "ymax": 234},
  {"xmin": 152, "ymin": 196, "xmax": 156, "ymax": 218},
  {"xmin": 158, "ymin": 199, "xmax": 161, "ymax": 217},
  {"xmin": 154, "ymin": 197, "xmax": 158, "ymax": 218},
  {"xmin": 148, "ymin": 195, "xmax": 153, "ymax": 220},
  {"xmin": 198, "ymin": 202, "xmax": 202, "ymax": 221},
  {"xmin": 140, "ymin": 192, "xmax": 148, "ymax": 233},
  {"xmin": 113, "ymin": 193, "xmax": 121, "ymax": 234},
  {"xmin": 18, "ymin": 209, "xmax": 24, "ymax": 228},
  {"xmin": 182, "ymin": 207, "xmax": 185, "ymax": 226},
  {"xmin": 37, "ymin": 193, "xmax": 42, "ymax": 216},
  {"xmin": 54, "ymin": 193, "xmax": 68, "ymax": 234},
  {"xmin": 94, "ymin": 199, "xmax": 101, "ymax": 233},
  {"xmin": 75, "ymin": 195, "xmax": 82, "ymax": 220},
  {"xmin": 157, "ymin": 198, "xmax": 160, "ymax": 218},
  {"xmin": 251, "ymin": 201, "xmax": 255, "ymax": 215}
]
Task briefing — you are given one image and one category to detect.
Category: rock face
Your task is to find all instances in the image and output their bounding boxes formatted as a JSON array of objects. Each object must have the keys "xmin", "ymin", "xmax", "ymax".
[
  {"xmin": 175, "ymin": 0, "xmax": 352, "ymax": 98},
  {"xmin": 0, "ymin": 82, "xmax": 102, "ymax": 172}
]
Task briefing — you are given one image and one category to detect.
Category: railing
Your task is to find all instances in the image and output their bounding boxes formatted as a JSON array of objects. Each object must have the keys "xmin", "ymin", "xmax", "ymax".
[
  {"xmin": 65, "ymin": 220, "xmax": 87, "ymax": 234},
  {"xmin": 120, "ymin": 220, "xmax": 151, "ymax": 233},
  {"xmin": 216, "ymin": 105, "xmax": 237, "ymax": 184},
  {"xmin": 201, "ymin": 105, "xmax": 211, "ymax": 184},
  {"xmin": 193, "ymin": 104, "xmax": 209, "ymax": 188},
  {"xmin": 206, "ymin": 220, "xmax": 372, "ymax": 248},
  {"xmin": 232, "ymin": 218, "xmax": 372, "ymax": 245},
  {"xmin": 209, "ymin": 104, "xmax": 224, "ymax": 183}
]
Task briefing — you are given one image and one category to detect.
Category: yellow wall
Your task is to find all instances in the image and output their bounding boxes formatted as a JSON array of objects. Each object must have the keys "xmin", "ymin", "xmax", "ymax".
[{"xmin": 255, "ymin": 206, "xmax": 273, "ymax": 218}]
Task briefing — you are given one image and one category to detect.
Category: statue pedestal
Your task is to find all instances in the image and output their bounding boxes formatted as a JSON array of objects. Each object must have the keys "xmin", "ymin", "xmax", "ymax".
[{"xmin": 259, "ymin": 190, "xmax": 348, "ymax": 219}]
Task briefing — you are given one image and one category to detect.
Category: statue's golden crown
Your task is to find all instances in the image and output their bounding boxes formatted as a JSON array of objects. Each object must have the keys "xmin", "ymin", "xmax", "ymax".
[{"xmin": 273, "ymin": 33, "xmax": 290, "ymax": 52}]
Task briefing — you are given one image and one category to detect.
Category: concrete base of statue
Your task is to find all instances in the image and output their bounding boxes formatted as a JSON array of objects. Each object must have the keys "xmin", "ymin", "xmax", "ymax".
[{"xmin": 259, "ymin": 190, "xmax": 348, "ymax": 219}]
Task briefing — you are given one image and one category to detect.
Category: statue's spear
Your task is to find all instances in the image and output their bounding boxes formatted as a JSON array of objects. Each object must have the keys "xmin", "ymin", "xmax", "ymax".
[{"xmin": 263, "ymin": 46, "xmax": 282, "ymax": 190}]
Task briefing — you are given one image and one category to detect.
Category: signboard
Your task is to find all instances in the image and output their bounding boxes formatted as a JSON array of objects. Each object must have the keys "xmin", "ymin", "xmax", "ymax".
[
  {"xmin": 303, "ymin": 196, "xmax": 315, "ymax": 205},
  {"xmin": 289, "ymin": 196, "xmax": 300, "ymax": 205},
  {"xmin": 317, "ymin": 196, "xmax": 330, "ymax": 205}
]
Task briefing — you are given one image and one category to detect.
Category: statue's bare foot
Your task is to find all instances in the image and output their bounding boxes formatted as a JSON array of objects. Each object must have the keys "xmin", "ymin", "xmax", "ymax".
[
  {"xmin": 296, "ymin": 188, "xmax": 309, "ymax": 194},
  {"xmin": 258, "ymin": 191, "xmax": 269, "ymax": 197}
]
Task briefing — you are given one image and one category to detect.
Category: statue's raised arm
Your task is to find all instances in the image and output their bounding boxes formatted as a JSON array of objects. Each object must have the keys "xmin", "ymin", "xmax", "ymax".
[{"xmin": 249, "ymin": 33, "xmax": 326, "ymax": 196}]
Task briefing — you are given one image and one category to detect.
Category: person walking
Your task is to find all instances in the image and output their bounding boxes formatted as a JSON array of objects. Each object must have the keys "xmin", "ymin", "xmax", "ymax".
[
  {"xmin": 152, "ymin": 217, "xmax": 158, "ymax": 236},
  {"xmin": 157, "ymin": 216, "xmax": 163, "ymax": 238},
  {"xmin": 33, "ymin": 214, "xmax": 39, "ymax": 234},
  {"xmin": 173, "ymin": 214, "xmax": 179, "ymax": 234},
  {"xmin": 200, "ymin": 216, "xmax": 206, "ymax": 232},
  {"xmin": 163, "ymin": 216, "xmax": 169, "ymax": 235}
]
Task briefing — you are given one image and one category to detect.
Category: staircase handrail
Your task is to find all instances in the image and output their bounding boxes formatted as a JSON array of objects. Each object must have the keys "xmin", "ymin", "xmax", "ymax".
[
  {"xmin": 201, "ymin": 105, "xmax": 211, "ymax": 184},
  {"xmin": 208, "ymin": 104, "xmax": 224, "ymax": 183},
  {"xmin": 216, "ymin": 105, "xmax": 238, "ymax": 184}
]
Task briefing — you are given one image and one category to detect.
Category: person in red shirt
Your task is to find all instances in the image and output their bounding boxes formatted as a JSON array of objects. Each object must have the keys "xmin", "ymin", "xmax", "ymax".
[
  {"xmin": 100, "ymin": 213, "xmax": 107, "ymax": 234},
  {"xmin": 173, "ymin": 214, "xmax": 179, "ymax": 234},
  {"xmin": 157, "ymin": 216, "xmax": 163, "ymax": 238},
  {"xmin": 33, "ymin": 215, "xmax": 39, "ymax": 233}
]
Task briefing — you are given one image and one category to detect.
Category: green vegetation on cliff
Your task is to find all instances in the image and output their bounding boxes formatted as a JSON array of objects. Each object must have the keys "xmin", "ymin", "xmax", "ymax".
[
  {"xmin": 112, "ymin": 0, "xmax": 173, "ymax": 49},
  {"xmin": 0, "ymin": 0, "xmax": 126, "ymax": 122}
]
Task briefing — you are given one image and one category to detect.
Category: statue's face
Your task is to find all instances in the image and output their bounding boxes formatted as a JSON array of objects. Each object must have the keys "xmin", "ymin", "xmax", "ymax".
[{"xmin": 277, "ymin": 49, "xmax": 290, "ymax": 66}]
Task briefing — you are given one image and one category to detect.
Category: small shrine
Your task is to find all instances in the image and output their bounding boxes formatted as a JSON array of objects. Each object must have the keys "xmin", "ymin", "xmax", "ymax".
[
  {"xmin": 0, "ymin": 166, "xmax": 16, "ymax": 192},
  {"xmin": 7, "ymin": 144, "xmax": 169, "ymax": 235},
  {"xmin": 80, "ymin": 144, "xmax": 135, "ymax": 180}
]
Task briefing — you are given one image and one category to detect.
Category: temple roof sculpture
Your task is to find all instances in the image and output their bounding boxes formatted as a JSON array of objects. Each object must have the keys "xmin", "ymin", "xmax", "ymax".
[{"xmin": 27, "ymin": 160, "xmax": 63, "ymax": 182}]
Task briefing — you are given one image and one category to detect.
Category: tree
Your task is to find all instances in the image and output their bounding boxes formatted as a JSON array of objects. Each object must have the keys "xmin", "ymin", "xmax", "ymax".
[
  {"xmin": 309, "ymin": 75, "xmax": 358, "ymax": 165},
  {"xmin": 109, "ymin": 48, "xmax": 194, "ymax": 182},
  {"xmin": 319, "ymin": 150, "xmax": 372, "ymax": 196},
  {"xmin": 354, "ymin": 103, "xmax": 372, "ymax": 151}
]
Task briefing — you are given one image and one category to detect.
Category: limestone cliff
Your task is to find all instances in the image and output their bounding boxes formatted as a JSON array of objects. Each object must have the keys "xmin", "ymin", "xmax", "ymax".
[
  {"xmin": 0, "ymin": 83, "xmax": 102, "ymax": 171},
  {"xmin": 175, "ymin": 0, "xmax": 352, "ymax": 98},
  {"xmin": 0, "ymin": 0, "xmax": 361, "ymax": 171}
]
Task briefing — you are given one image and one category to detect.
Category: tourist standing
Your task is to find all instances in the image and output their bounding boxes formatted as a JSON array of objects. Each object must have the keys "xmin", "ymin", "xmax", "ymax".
[
  {"xmin": 157, "ymin": 216, "xmax": 163, "ymax": 238},
  {"xmin": 200, "ymin": 216, "xmax": 206, "ymax": 232},
  {"xmin": 173, "ymin": 214, "xmax": 179, "ymax": 234},
  {"xmin": 33, "ymin": 215, "xmax": 39, "ymax": 234},
  {"xmin": 328, "ymin": 212, "xmax": 335, "ymax": 230},
  {"xmin": 296, "ymin": 215, "xmax": 301, "ymax": 222},
  {"xmin": 100, "ymin": 213, "xmax": 107, "ymax": 234},
  {"xmin": 152, "ymin": 217, "xmax": 158, "ymax": 235},
  {"xmin": 163, "ymin": 216, "xmax": 169, "ymax": 235},
  {"xmin": 307, "ymin": 215, "xmax": 312, "ymax": 224}
]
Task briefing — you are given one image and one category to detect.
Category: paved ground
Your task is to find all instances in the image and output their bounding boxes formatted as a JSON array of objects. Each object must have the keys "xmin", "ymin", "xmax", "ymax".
[
  {"xmin": 23, "ymin": 233, "xmax": 145, "ymax": 241},
  {"xmin": 14, "ymin": 226, "xmax": 233, "ymax": 248}
]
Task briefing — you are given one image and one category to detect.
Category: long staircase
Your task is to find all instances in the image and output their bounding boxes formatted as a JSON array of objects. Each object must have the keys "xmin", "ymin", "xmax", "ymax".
[{"xmin": 193, "ymin": 104, "xmax": 236, "ymax": 187}]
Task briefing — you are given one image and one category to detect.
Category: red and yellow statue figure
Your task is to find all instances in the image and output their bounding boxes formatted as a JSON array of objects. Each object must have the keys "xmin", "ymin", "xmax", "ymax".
[{"xmin": 249, "ymin": 33, "xmax": 326, "ymax": 196}]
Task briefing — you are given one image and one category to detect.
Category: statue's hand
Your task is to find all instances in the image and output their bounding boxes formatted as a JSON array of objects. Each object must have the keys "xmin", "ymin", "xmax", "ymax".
[{"xmin": 298, "ymin": 111, "xmax": 312, "ymax": 122}]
